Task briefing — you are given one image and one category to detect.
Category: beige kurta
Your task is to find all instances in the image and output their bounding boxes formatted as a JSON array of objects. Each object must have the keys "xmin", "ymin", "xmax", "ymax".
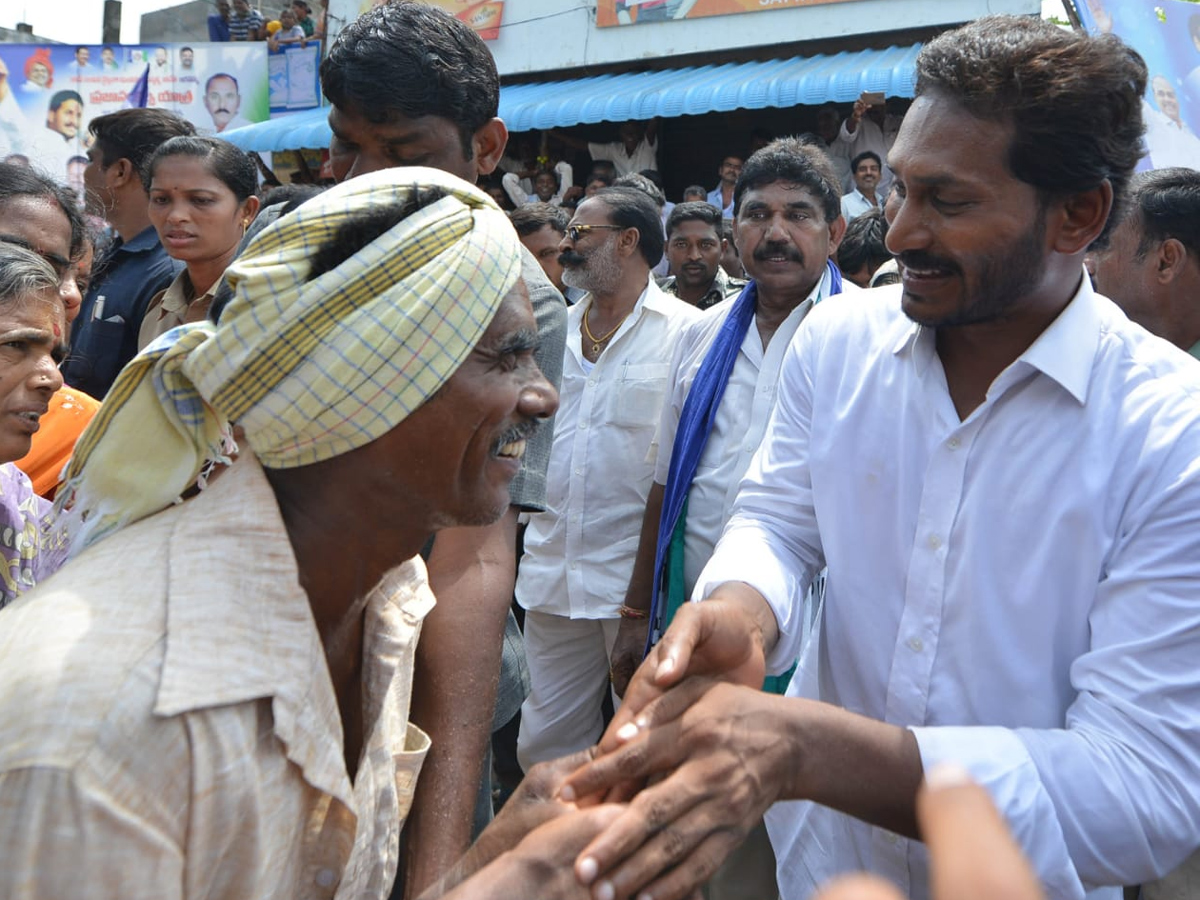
[{"xmin": 0, "ymin": 453, "xmax": 433, "ymax": 900}]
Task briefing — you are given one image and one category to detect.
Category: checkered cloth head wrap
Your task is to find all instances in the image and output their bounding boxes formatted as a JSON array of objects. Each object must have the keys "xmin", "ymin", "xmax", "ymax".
[{"xmin": 59, "ymin": 166, "xmax": 522, "ymax": 553}]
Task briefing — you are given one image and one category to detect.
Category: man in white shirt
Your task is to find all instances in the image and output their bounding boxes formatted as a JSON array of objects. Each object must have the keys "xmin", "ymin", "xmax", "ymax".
[
  {"xmin": 840, "ymin": 150, "xmax": 882, "ymax": 222},
  {"xmin": 551, "ymin": 119, "xmax": 660, "ymax": 177},
  {"xmin": 558, "ymin": 17, "xmax": 1200, "ymax": 900},
  {"xmin": 1142, "ymin": 76, "xmax": 1200, "ymax": 170},
  {"xmin": 609, "ymin": 137, "xmax": 849, "ymax": 900},
  {"xmin": 515, "ymin": 186, "xmax": 698, "ymax": 771},
  {"xmin": 835, "ymin": 96, "xmax": 899, "ymax": 196},
  {"xmin": 706, "ymin": 154, "xmax": 743, "ymax": 218}
]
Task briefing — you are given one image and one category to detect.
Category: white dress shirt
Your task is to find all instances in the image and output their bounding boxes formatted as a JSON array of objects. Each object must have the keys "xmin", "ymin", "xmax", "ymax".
[
  {"xmin": 695, "ymin": 280, "xmax": 1200, "ymax": 899},
  {"xmin": 652, "ymin": 269, "xmax": 848, "ymax": 594},
  {"xmin": 706, "ymin": 185, "xmax": 735, "ymax": 218},
  {"xmin": 587, "ymin": 136, "xmax": 659, "ymax": 177},
  {"xmin": 840, "ymin": 188, "xmax": 879, "ymax": 222},
  {"xmin": 517, "ymin": 276, "xmax": 698, "ymax": 620}
]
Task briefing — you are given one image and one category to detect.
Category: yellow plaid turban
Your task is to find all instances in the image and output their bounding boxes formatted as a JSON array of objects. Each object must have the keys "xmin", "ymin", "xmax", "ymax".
[{"xmin": 60, "ymin": 166, "xmax": 522, "ymax": 552}]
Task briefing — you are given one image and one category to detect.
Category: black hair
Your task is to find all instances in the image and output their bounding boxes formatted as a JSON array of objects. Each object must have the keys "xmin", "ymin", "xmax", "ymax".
[
  {"xmin": 204, "ymin": 72, "xmax": 239, "ymax": 94},
  {"xmin": 682, "ymin": 184, "xmax": 707, "ymax": 199},
  {"xmin": 49, "ymin": 90, "xmax": 82, "ymax": 111},
  {"xmin": 145, "ymin": 135, "xmax": 258, "ymax": 201},
  {"xmin": 321, "ymin": 1, "xmax": 498, "ymax": 160},
  {"xmin": 614, "ymin": 172, "xmax": 665, "ymax": 208},
  {"xmin": 637, "ymin": 169, "xmax": 665, "ymax": 190},
  {"xmin": 850, "ymin": 150, "xmax": 882, "ymax": 174},
  {"xmin": 915, "ymin": 15, "xmax": 1147, "ymax": 249},
  {"xmin": 665, "ymin": 201, "xmax": 723, "ymax": 240},
  {"xmin": 837, "ymin": 207, "xmax": 892, "ymax": 276},
  {"xmin": 587, "ymin": 171, "xmax": 615, "ymax": 188},
  {"xmin": 1125, "ymin": 167, "xmax": 1200, "ymax": 260},
  {"xmin": 88, "ymin": 108, "xmax": 196, "ymax": 175},
  {"xmin": 734, "ymin": 136, "xmax": 842, "ymax": 224},
  {"xmin": 510, "ymin": 202, "xmax": 569, "ymax": 237},
  {"xmin": 590, "ymin": 185, "xmax": 664, "ymax": 269},
  {"xmin": 0, "ymin": 161, "xmax": 86, "ymax": 259}
]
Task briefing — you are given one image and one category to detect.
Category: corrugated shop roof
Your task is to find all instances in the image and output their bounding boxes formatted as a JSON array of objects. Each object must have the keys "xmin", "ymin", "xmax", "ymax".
[{"xmin": 221, "ymin": 42, "xmax": 921, "ymax": 152}]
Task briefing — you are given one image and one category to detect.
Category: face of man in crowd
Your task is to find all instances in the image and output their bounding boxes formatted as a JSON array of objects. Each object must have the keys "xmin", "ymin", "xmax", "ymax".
[
  {"xmin": 233, "ymin": 0, "xmax": 250, "ymax": 15},
  {"xmin": 328, "ymin": 105, "xmax": 477, "ymax": 185},
  {"xmin": 533, "ymin": 172, "xmax": 558, "ymax": 202},
  {"xmin": 101, "ymin": 48, "xmax": 115, "ymax": 66},
  {"xmin": 47, "ymin": 99, "xmax": 82, "ymax": 140},
  {"xmin": 585, "ymin": 178, "xmax": 608, "ymax": 197},
  {"xmin": 853, "ymin": 156, "xmax": 881, "ymax": 196},
  {"xmin": 1153, "ymin": 77, "xmax": 1181, "ymax": 125},
  {"xmin": 181, "ymin": 49, "xmax": 194, "ymax": 69},
  {"xmin": 735, "ymin": 180, "xmax": 841, "ymax": 300},
  {"xmin": 354, "ymin": 279, "xmax": 556, "ymax": 529},
  {"xmin": 520, "ymin": 224, "xmax": 567, "ymax": 292},
  {"xmin": 75, "ymin": 48, "xmax": 89, "ymax": 66},
  {"xmin": 618, "ymin": 122, "xmax": 644, "ymax": 155},
  {"xmin": 885, "ymin": 93, "xmax": 1052, "ymax": 329},
  {"xmin": 205, "ymin": 76, "xmax": 241, "ymax": 132},
  {"xmin": 28, "ymin": 63, "xmax": 50, "ymax": 88},
  {"xmin": 667, "ymin": 219, "xmax": 723, "ymax": 292},
  {"xmin": 559, "ymin": 197, "xmax": 625, "ymax": 294},
  {"xmin": 1088, "ymin": 212, "xmax": 1163, "ymax": 331},
  {"xmin": 718, "ymin": 156, "xmax": 743, "ymax": 187}
]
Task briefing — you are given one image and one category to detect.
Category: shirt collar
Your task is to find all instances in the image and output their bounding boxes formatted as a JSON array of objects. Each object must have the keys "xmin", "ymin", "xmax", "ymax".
[
  {"xmin": 121, "ymin": 224, "xmax": 167, "ymax": 254},
  {"xmin": 891, "ymin": 270, "xmax": 1100, "ymax": 404}
]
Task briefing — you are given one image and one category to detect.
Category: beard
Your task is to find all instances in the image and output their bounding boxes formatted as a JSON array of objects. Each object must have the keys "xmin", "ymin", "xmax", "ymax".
[
  {"xmin": 561, "ymin": 235, "xmax": 623, "ymax": 294},
  {"xmin": 900, "ymin": 211, "xmax": 1048, "ymax": 329}
]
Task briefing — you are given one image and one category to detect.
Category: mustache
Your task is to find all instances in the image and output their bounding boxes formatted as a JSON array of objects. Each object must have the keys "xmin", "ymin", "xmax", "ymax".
[
  {"xmin": 558, "ymin": 249, "xmax": 586, "ymax": 267},
  {"xmin": 753, "ymin": 241, "xmax": 803, "ymax": 264},
  {"xmin": 897, "ymin": 252, "xmax": 961, "ymax": 275},
  {"xmin": 492, "ymin": 420, "xmax": 541, "ymax": 454}
]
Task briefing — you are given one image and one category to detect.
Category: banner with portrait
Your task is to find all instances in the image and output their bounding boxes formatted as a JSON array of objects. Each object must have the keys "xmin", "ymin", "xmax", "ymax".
[
  {"xmin": 0, "ymin": 42, "xmax": 269, "ymax": 190},
  {"xmin": 595, "ymin": 0, "xmax": 856, "ymax": 28},
  {"xmin": 1076, "ymin": 0, "xmax": 1200, "ymax": 170}
]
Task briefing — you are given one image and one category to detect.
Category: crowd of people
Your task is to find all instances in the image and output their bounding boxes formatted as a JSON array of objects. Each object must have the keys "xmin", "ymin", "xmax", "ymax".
[
  {"xmin": 0, "ymin": 3, "xmax": 1198, "ymax": 900},
  {"xmin": 207, "ymin": 0, "xmax": 325, "ymax": 49}
]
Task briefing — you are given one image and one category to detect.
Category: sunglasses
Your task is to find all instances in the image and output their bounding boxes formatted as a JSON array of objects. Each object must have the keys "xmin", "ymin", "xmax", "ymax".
[{"xmin": 566, "ymin": 224, "xmax": 625, "ymax": 242}]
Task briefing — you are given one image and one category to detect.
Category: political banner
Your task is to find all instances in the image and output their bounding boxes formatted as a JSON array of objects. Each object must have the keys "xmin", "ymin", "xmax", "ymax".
[
  {"xmin": 596, "ymin": 0, "xmax": 856, "ymax": 28},
  {"xmin": 0, "ymin": 42, "xmax": 269, "ymax": 189},
  {"xmin": 1076, "ymin": 0, "xmax": 1200, "ymax": 170}
]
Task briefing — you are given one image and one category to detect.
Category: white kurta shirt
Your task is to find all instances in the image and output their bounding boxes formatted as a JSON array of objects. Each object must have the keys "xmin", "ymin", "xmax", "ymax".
[
  {"xmin": 517, "ymin": 276, "xmax": 698, "ymax": 620},
  {"xmin": 652, "ymin": 269, "xmax": 849, "ymax": 594},
  {"xmin": 695, "ymin": 279, "xmax": 1200, "ymax": 900}
]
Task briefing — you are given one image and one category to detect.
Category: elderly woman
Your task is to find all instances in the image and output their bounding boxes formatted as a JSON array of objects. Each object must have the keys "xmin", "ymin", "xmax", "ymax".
[{"xmin": 0, "ymin": 244, "xmax": 67, "ymax": 608}]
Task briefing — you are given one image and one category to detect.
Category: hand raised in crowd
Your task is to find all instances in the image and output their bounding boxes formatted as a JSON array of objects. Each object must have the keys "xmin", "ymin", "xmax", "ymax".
[{"xmin": 815, "ymin": 766, "xmax": 1044, "ymax": 900}]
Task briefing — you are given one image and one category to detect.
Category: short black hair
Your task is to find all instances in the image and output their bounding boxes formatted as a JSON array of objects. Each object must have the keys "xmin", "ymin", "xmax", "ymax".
[
  {"xmin": 614, "ymin": 172, "xmax": 665, "ymax": 209},
  {"xmin": 587, "ymin": 171, "xmax": 615, "ymax": 188},
  {"xmin": 89, "ymin": 108, "xmax": 196, "ymax": 175},
  {"xmin": 0, "ymin": 161, "xmax": 86, "ymax": 259},
  {"xmin": 49, "ymin": 90, "xmax": 82, "ymax": 112},
  {"xmin": 510, "ymin": 202, "xmax": 569, "ymax": 237},
  {"xmin": 837, "ymin": 207, "xmax": 891, "ymax": 276},
  {"xmin": 590, "ymin": 185, "xmax": 664, "ymax": 269},
  {"xmin": 734, "ymin": 136, "xmax": 842, "ymax": 224},
  {"xmin": 321, "ymin": 1, "xmax": 499, "ymax": 160},
  {"xmin": 915, "ymin": 15, "xmax": 1147, "ymax": 248},
  {"xmin": 851, "ymin": 150, "xmax": 882, "ymax": 174},
  {"xmin": 665, "ymin": 201, "xmax": 723, "ymax": 240},
  {"xmin": 682, "ymin": 184, "xmax": 707, "ymax": 199},
  {"xmin": 1124, "ymin": 167, "xmax": 1200, "ymax": 261},
  {"xmin": 204, "ymin": 72, "xmax": 239, "ymax": 94},
  {"xmin": 145, "ymin": 135, "xmax": 258, "ymax": 201}
]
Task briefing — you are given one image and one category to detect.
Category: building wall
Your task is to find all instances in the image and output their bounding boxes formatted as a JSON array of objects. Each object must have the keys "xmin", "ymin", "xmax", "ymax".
[
  {"xmin": 326, "ymin": 0, "xmax": 1041, "ymax": 77},
  {"xmin": 140, "ymin": 0, "xmax": 212, "ymax": 43}
]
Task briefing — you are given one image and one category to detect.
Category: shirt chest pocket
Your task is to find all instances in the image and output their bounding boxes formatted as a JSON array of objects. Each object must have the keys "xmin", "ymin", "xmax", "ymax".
[{"xmin": 608, "ymin": 362, "xmax": 670, "ymax": 430}]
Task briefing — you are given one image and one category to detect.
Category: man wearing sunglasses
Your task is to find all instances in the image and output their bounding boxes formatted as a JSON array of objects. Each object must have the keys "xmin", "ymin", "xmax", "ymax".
[{"xmin": 514, "ymin": 186, "xmax": 698, "ymax": 771}]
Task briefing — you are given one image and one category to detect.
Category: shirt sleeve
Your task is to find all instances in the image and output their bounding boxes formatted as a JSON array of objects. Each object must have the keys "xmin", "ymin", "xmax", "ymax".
[
  {"xmin": 691, "ymin": 318, "xmax": 824, "ymax": 675},
  {"xmin": 913, "ymin": 432, "xmax": 1200, "ymax": 892},
  {"xmin": 650, "ymin": 318, "xmax": 699, "ymax": 482},
  {"xmin": 0, "ymin": 766, "xmax": 184, "ymax": 899}
]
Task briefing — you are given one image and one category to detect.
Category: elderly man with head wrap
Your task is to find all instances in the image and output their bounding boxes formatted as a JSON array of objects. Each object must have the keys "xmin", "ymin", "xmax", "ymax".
[{"xmin": 0, "ymin": 167, "xmax": 618, "ymax": 900}]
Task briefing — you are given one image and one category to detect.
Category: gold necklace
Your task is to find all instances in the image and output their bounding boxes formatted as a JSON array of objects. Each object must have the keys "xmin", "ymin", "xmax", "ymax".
[{"xmin": 582, "ymin": 302, "xmax": 630, "ymax": 355}]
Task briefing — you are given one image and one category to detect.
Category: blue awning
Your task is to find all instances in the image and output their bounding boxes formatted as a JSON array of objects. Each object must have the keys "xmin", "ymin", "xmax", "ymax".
[{"xmin": 221, "ymin": 42, "xmax": 921, "ymax": 153}]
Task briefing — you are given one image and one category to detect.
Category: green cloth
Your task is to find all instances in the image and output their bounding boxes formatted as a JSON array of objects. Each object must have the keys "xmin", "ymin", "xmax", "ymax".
[
  {"xmin": 1188, "ymin": 340, "xmax": 1200, "ymax": 360},
  {"xmin": 663, "ymin": 497, "xmax": 796, "ymax": 695}
]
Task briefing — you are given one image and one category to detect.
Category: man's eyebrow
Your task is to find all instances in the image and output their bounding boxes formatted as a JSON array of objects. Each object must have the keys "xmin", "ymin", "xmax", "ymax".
[
  {"xmin": 0, "ymin": 235, "xmax": 69, "ymax": 274},
  {"xmin": 492, "ymin": 327, "xmax": 539, "ymax": 355},
  {"xmin": 0, "ymin": 327, "xmax": 56, "ymax": 347}
]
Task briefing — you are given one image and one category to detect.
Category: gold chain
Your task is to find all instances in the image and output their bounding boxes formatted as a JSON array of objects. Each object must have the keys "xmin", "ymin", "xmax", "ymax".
[{"xmin": 582, "ymin": 302, "xmax": 630, "ymax": 355}]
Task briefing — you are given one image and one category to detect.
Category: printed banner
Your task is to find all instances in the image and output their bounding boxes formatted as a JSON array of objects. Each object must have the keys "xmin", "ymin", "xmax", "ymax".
[
  {"xmin": 0, "ymin": 42, "xmax": 269, "ymax": 188},
  {"xmin": 269, "ymin": 43, "xmax": 321, "ymax": 113},
  {"xmin": 359, "ymin": 0, "xmax": 505, "ymax": 40},
  {"xmin": 596, "ymin": 0, "xmax": 857, "ymax": 28},
  {"xmin": 1076, "ymin": 0, "xmax": 1200, "ymax": 170}
]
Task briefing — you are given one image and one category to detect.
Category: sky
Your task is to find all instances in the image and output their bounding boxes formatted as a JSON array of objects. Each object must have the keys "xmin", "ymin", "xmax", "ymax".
[{"xmin": 10, "ymin": 0, "xmax": 1071, "ymax": 45}]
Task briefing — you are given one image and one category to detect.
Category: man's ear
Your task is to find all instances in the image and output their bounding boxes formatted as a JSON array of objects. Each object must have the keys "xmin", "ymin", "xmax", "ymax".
[
  {"xmin": 1051, "ymin": 181, "xmax": 1113, "ymax": 255},
  {"xmin": 472, "ymin": 118, "xmax": 508, "ymax": 178},
  {"xmin": 825, "ymin": 213, "xmax": 848, "ymax": 257},
  {"xmin": 1155, "ymin": 238, "xmax": 1189, "ymax": 285},
  {"xmin": 110, "ymin": 157, "xmax": 137, "ymax": 190}
]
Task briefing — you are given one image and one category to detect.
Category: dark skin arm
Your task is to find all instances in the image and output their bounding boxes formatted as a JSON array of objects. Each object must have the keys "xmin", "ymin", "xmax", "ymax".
[
  {"xmin": 402, "ymin": 508, "xmax": 519, "ymax": 899},
  {"xmin": 608, "ymin": 480, "xmax": 664, "ymax": 697},
  {"xmin": 560, "ymin": 586, "xmax": 923, "ymax": 900}
]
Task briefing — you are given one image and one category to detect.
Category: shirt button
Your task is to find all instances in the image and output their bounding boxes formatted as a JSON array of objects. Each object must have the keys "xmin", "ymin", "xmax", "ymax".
[
  {"xmin": 947, "ymin": 437, "xmax": 960, "ymax": 450},
  {"xmin": 315, "ymin": 869, "xmax": 337, "ymax": 888},
  {"xmin": 579, "ymin": 422, "xmax": 588, "ymax": 429},
  {"xmin": 928, "ymin": 534, "xmax": 941, "ymax": 549},
  {"xmin": 907, "ymin": 636, "xmax": 924, "ymax": 652},
  {"xmin": 884, "ymin": 832, "xmax": 899, "ymax": 845},
  {"xmin": 588, "ymin": 379, "xmax": 597, "ymax": 387},
  {"xmin": 574, "ymin": 468, "xmax": 583, "ymax": 475}
]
